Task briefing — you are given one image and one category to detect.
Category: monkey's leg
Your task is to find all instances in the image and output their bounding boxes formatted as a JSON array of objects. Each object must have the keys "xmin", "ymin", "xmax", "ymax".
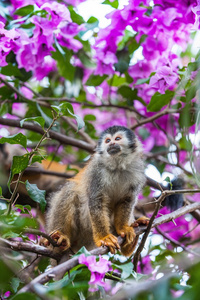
[
  {"xmin": 114, "ymin": 198, "xmax": 137, "ymax": 257},
  {"xmin": 120, "ymin": 217, "xmax": 150, "ymax": 256},
  {"xmin": 41, "ymin": 230, "xmax": 70, "ymax": 252}
]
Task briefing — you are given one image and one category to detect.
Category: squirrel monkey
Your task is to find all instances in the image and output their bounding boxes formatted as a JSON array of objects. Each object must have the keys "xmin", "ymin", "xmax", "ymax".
[{"xmin": 44, "ymin": 125, "xmax": 148, "ymax": 258}]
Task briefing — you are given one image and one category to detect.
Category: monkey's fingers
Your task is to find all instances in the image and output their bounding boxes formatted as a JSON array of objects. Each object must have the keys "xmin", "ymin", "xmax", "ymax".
[
  {"xmin": 57, "ymin": 236, "xmax": 70, "ymax": 251},
  {"xmin": 40, "ymin": 237, "xmax": 50, "ymax": 247},
  {"xmin": 131, "ymin": 216, "xmax": 150, "ymax": 228},
  {"xmin": 50, "ymin": 230, "xmax": 61, "ymax": 241},
  {"xmin": 49, "ymin": 230, "xmax": 70, "ymax": 251},
  {"xmin": 97, "ymin": 234, "xmax": 120, "ymax": 252}
]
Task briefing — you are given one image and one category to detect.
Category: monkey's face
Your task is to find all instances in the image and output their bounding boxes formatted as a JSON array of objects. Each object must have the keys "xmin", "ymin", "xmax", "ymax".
[{"xmin": 98, "ymin": 126, "xmax": 136, "ymax": 157}]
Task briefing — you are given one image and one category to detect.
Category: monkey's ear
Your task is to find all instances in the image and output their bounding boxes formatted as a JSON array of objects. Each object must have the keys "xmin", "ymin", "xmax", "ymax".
[{"xmin": 163, "ymin": 178, "xmax": 184, "ymax": 211}]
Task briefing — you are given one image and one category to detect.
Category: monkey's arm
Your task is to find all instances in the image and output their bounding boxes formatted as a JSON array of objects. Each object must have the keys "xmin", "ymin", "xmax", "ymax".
[{"xmin": 88, "ymin": 194, "xmax": 120, "ymax": 254}]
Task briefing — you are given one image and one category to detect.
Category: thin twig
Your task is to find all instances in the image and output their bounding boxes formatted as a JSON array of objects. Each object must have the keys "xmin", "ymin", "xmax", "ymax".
[
  {"xmin": 23, "ymin": 229, "xmax": 58, "ymax": 247},
  {"xmin": 133, "ymin": 191, "xmax": 168, "ymax": 271},
  {"xmin": 155, "ymin": 226, "xmax": 200, "ymax": 257},
  {"xmin": 131, "ymin": 108, "xmax": 180, "ymax": 130},
  {"xmin": 7, "ymin": 114, "xmax": 58, "ymax": 215}
]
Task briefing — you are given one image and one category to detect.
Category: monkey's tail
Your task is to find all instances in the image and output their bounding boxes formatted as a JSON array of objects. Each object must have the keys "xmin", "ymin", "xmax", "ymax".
[{"xmin": 163, "ymin": 178, "xmax": 184, "ymax": 211}]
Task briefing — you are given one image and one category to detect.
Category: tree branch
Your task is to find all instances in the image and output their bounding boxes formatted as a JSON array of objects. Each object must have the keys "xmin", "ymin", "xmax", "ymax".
[
  {"xmin": 0, "ymin": 238, "xmax": 59, "ymax": 259},
  {"xmin": 17, "ymin": 199, "xmax": 200, "ymax": 293},
  {"xmin": 0, "ymin": 117, "xmax": 94, "ymax": 153},
  {"xmin": 131, "ymin": 108, "xmax": 180, "ymax": 130}
]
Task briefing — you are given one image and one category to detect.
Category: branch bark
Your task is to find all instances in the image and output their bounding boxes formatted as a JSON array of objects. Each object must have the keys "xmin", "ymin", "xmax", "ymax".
[
  {"xmin": 0, "ymin": 238, "xmax": 58, "ymax": 259},
  {"xmin": 0, "ymin": 117, "xmax": 94, "ymax": 153}
]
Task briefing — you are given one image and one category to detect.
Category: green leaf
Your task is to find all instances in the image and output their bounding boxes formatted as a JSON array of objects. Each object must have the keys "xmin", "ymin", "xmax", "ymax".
[
  {"xmin": 15, "ymin": 204, "xmax": 31, "ymax": 214},
  {"xmin": 78, "ymin": 51, "xmax": 96, "ymax": 68},
  {"xmin": 20, "ymin": 116, "xmax": 45, "ymax": 129},
  {"xmin": 0, "ymin": 86, "xmax": 14, "ymax": 100},
  {"xmin": 135, "ymin": 77, "xmax": 150, "ymax": 85},
  {"xmin": 102, "ymin": 0, "xmax": 119, "ymax": 8},
  {"xmin": 112, "ymin": 262, "xmax": 134, "ymax": 279},
  {"xmin": 36, "ymin": 103, "xmax": 53, "ymax": 127},
  {"xmin": 52, "ymin": 48, "xmax": 75, "ymax": 82},
  {"xmin": 52, "ymin": 102, "xmax": 85, "ymax": 131},
  {"xmin": 87, "ymin": 16, "xmax": 99, "ymax": 24},
  {"xmin": 25, "ymin": 180, "xmax": 46, "ymax": 213},
  {"xmin": 179, "ymin": 102, "xmax": 196, "ymax": 128},
  {"xmin": 179, "ymin": 136, "xmax": 192, "ymax": 151},
  {"xmin": 1, "ymin": 63, "xmax": 24, "ymax": 77},
  {"xmin": 0, "ymin": 259, "xmax": 15, "ymax": 289},
  {"xmin": 74, "ymin": 246, "xmax": 91, "ymax": 257},
  {"xmin": 0, "ymin": 101, "xmax": 12, "ymax": 116},
  {"xmin": 86, "ymin": 74, "xmax": 108, "ymax": 86},
  {"xmin": 11, "ymin": 154, "xmax": 29, "ymax": 175},
  {"xmin": 0, "ymin": 133, "xmax": 27, "ymax": 149},
  {"xmin": 14, "ymin": 5, "xmax": 34, "ymax": 16},
  {"xmin": 147, "ymin": 90, "xmax": 174, "ymax": 112},
  {"xmin": 68, "ymin": 6, "xmax": 85, "ymax": 24},
  {"xmin": 84, "ymin": 114, "xmax": 96, "ymax": 121},
  {"xmin": 10, "ymin": 277, "xmax": 21, "ymax": 294},
  {"xmin": 31, "ymin": 155, "xmax": 44, "ymax": 164},
  {"xmin": 118, "ymin": 85, "xmax": 146, "ymax": 105},
  {"xmin": 114, "ymin": 48, "xmax": 130, "ymax": 74},
  {"xmin": 107, "ymin": 75, "xmax": 126, "ymax": 86},
  {"xmin": 7, "ymin": 154, "xmax": 29, "ymax": 190},
  {"xmin": 0, "ymin": 186, "xmax": 2, "ymax": 196},
  {"xmin": 12, "ymin": 292, "xmax": 38, "ymax": 300},
  {"xmin": 118, "ymin": 85, "xmax": 137, "ymax": 99},
  {"xmin": 185, "ymin": 85, "xmax": 197, "ymax": 102}
]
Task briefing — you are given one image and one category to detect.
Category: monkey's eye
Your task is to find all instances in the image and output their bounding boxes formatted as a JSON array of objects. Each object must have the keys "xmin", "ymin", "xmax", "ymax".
[
  {"xmin": 115, "ymin": 137, "xmax": 121, "ymax": 141},
  {"xmin": 105, "ymin": 138, "xmax": 111, "ymax": 143}
]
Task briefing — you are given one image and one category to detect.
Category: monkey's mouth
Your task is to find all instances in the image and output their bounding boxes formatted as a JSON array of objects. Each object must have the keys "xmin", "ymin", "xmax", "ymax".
[{"xmin": 107, "ymin": 144, "xmax": 121, "ymax": 155}]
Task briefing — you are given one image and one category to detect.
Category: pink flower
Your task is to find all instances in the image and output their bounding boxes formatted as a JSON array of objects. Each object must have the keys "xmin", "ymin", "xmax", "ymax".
[
  {"xmin": 0, "ymin": 22, "xmax": 20, "ymax": 66},
  {"xmin": 149, "ymin": 66, "xmax": 178, "ymax": 94},
  {"xmin": 79, "ymin": 254, "xmax": 112, "ymax": 292},
  {"xmin": 155, "ymin": 207, "xmax": 190, "ymax": 241},
  {"xmin": 137, "ymin": 255, "xmax": 153, "ymax": 274}
]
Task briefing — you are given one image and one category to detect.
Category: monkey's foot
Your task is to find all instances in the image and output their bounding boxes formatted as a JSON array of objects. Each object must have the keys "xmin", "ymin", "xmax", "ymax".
[
  {"xmin": 41, "ymin": 230, "xmax": 70, "ymax": 251},
  {"xmin": 117, "ymin": 225, "xmax": 137, "ymax": 257},
  {"xmin": 131, "ymin": 216, "xmax": 150, "ymax": 228},
  {"xmin": 118, "ymin": 225, "xmax": 136, "ymax": 246},
  {"xmin": 95, "ymin": 234, "xmax": 120, "ymax": 254}
]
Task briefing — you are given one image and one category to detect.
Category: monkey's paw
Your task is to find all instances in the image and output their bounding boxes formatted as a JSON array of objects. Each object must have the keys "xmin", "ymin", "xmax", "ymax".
[
  {"xmin": 118, "ymin": 225, "xmax": 136, "ymax": 246},
  {"xmin": 40, "ymin": 230, "xmax": 70, "ymax": 251},
  {"xmin": 131, "ymin": 216, "xmax": 150, "ymax": 228},
  {"xmin": 117, "ymin": 225, "xmax": 138, "ymax": 256},
  {"xmin": 95, "ymin": 234, "xmax": 120, "ymax": 254}
]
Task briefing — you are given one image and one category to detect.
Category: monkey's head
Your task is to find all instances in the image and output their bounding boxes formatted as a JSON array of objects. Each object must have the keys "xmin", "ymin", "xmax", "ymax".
[{"xmin": 97, "ymin": 126, "xmax": 137, "ymax": 157}]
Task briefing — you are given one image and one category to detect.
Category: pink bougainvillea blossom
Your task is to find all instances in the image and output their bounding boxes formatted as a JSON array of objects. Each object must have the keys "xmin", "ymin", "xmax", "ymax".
[
  {"xmin": 149, "ymin": 65, "xmax": 179, "ymax": 94},
  {"xmin": 79, "ymin": 254, "xmax": 112, "ymax": 292},
  {"xmin": 0, "ymin": 22, "xmax": 20, "ymax": 66}
]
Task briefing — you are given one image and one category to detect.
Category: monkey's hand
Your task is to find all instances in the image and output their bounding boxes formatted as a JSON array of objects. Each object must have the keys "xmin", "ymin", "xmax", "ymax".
[
  {"xmin": 95, "ymin": 234, "xmax": 120, "ymax": 254},
  {"xmin": 40, "ymin": 230, "xmax": 70, "ymax": 251},
  {"xmin": 131, "ymin": 216, "xmax": 150, "ymax": 228}
]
